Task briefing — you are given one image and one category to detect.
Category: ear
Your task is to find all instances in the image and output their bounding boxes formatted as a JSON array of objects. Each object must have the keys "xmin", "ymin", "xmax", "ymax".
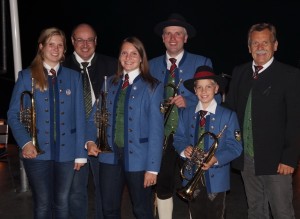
[
  {"xmin": 71, "ymin": 36, "xmax": 75, "ymax": 45},
  {"xmin": 94, "ymin": 36, "xmax": 98, "ymax": 46},
  {"xmin": 273, "ymin": 40, "xmax": 278, "ymax": 52},
  {"xmin": 215, "ymin": 84, "xmax": 219, "ymax": 94},
  {"xmin": 184, "ymin": 35, "xmax": 188, "ymax": 43}
]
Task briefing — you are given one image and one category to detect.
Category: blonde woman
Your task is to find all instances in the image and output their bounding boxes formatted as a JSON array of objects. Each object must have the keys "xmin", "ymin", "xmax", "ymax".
[{"xmin": 7, "ymin": 27, "xmax": 86, "ymax": 218}]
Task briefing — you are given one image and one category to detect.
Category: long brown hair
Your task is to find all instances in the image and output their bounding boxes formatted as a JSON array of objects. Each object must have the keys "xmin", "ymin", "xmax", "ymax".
[
  {"xmin": 30, "ymin": 27, "xmax": 66, "ymax": 91},
  {"xmin": 112, "ymin": 36, "xmax": 158, "ymax": 89}
]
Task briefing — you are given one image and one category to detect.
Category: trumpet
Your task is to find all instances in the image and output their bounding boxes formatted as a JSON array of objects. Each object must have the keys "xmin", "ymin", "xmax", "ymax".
[
  {"xmin": 20, "ymin": 78, "xmax": 44, "ymax": 155},
  {"xmin": 94, "ymin": 76, "xmax": 113, "ymax": 153},
  {"xmin": 177, "ymin": 125, "xmax": 227, "ymax": 201}
]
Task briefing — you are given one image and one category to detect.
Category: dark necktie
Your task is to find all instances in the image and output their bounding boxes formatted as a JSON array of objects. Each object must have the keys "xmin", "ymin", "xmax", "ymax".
[
  {"xmin": 199, "ymin": 110, "xmax": 208, "ymax": 127},
  {"xmin": 253, "ymin": 65, "xmax": 263, "ymax": 79},
  {"xmin": 50, "ymin": 68, "xmax": 56, "ymax": 84},
  {"xmin": 81, "ymin": 62, "xmax": 92, "ymax": 119},
  {"xmin": 169, "ymin": 58, "xmax": 177, "ymax": 78},
  {"xmin": 122, "ymin": 74, "xmax": 129, "ymax": 90}
]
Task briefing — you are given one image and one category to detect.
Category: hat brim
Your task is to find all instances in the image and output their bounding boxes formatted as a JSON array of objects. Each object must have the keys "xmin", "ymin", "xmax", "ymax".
[
  {"xmin": 184, "ymin": 75, "xmax": 226, "ymax": 94},
  {"xmin": 154, "ymin": 21, "xmax": 196, "ymax": 38}
]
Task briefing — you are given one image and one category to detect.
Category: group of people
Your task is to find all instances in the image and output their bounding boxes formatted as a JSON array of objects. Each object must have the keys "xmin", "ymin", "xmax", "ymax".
[{"xmin": 7, "ymin": 12, "xmax": 300, "ymax": 219}]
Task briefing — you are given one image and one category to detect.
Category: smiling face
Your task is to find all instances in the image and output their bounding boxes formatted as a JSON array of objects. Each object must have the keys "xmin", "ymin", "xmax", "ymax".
[
  {"xmin": 162, "ymin": 26, "xmax": 188, "ymax": 57},
  {"xmin": 248, "ymin": 29, "xmax": 278, "ymax": 66},
  {"xmin": 39, "ymin": 34, "xmax": 65, "ymax": 67},
  {"xmin": 72, "ymin": 24, "xmax": 97, "ymax": 61},
  {"xmin": 119, "ymin": 42, "xmax": 141, "ymax": 72},
  {"xmin": 194, "ymin": 79, "xmax": 219, "ymax": 109}
]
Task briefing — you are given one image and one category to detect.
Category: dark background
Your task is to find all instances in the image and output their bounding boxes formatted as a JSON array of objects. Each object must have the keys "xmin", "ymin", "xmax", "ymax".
[{"xmin": 1, "ymin": 0, "xmax": 300, "ymax": 119}]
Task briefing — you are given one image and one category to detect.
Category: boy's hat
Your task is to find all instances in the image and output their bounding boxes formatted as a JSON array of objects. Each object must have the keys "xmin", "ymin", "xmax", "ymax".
[
  {"xmin": 154, "ymin": 13, "xmax": 196, "ymax": 38},
  {"xmin": 184, "ymin": 66, "xmax": 224, "ymax": 94}
]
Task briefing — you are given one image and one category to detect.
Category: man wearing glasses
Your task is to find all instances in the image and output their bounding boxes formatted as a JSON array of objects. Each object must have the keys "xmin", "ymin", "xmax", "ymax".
[{"xmin": 63, "ymin": 23, "xmax": 117, "ymax": 219}]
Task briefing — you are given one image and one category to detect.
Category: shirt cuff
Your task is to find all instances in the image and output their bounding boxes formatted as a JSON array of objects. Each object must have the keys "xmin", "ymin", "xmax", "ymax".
[
  {"xmin": 147, "ymin": 171, "xmax": 158, "ymax": 175},
  {"xmin": 75, "ymin": 158, "xmax": 87, "ymax": 163}
]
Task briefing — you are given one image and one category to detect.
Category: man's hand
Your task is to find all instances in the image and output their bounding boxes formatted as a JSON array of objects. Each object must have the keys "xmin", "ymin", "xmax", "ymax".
[
  {"xmin": 87, "ymin": 142, "xmax": 101, "ymax": 156},
  {"xmin": 74, "ymin": 162, "xmax": 86, "ymax": 171},
  {"xmin": 170, "ymin": 95, "xmax": 186, "ymax": 108},
  {"xmin": 277, "ymin": 163, "xmax": 294, "ymax": 175},
  {"xmin": 144, "ymin": 172, "xmax": 157, "ymax": 188}
]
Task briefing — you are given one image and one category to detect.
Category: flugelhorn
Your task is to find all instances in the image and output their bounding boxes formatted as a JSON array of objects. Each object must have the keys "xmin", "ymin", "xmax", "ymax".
[
  {"xmin": 94, "ymin": 76, "xmax": 113, "ymax": 153},
  {"xmin": 160, "ymin": 79, "xmax": 183, "ymax": 126},
  {"xmin": 20, "ymin": 78, "xmax": 44, "ymax": 155},
  {"xmin": 160, "ymin": 79, "xmax": 183, "ymax": 151},
  {"xmin": 177, "ymin": 125, "xmax": 227, "ymax": 201}
]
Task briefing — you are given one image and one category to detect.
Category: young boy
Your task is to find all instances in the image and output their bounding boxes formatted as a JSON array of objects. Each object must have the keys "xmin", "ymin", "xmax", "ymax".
[{"xmin": 173, "ymin": 65, "xmax": 243, "ymax": 219}]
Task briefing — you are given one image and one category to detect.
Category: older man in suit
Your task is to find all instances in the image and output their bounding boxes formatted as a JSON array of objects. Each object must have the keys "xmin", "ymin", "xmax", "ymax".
[{"xmin": 226, "ymin": 23, "xmax": 300, "ymax": 219}]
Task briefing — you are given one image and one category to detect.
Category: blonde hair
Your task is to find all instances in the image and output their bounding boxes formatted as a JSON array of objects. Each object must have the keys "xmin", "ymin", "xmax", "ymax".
[{"xmin": 30, "ymin": 27, "xmax": 66, "ymax": 91}]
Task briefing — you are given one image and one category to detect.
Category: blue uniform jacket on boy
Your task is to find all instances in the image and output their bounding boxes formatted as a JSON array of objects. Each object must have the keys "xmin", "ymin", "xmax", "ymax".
[{"xmin": 173, "ymin": 103, "xmax": 242, "ymax": 194}]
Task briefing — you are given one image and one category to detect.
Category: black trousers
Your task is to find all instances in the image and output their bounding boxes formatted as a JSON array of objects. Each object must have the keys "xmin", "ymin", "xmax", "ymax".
[
  {"xmin": 156, "ymin": 135, "xmax": 182, "ymax": 199},
  {"xmin": 189, "ymin": 186, "xmax": 226, "ymax": 219}
]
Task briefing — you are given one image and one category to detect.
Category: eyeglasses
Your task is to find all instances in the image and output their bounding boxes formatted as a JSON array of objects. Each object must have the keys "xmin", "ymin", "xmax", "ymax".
[{"xmin": 73, "ymin": 38, "xmax": 96, "ymax": 45}]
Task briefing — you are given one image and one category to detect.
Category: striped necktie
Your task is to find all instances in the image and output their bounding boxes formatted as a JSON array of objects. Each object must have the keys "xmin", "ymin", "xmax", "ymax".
[
  {"xmin": 81, "ymin": 62, "xmax": 92, "ymax": 119},
  {"xmin": 122, "ymin": 74, "xmax": 129, "ymax": 90},
  {"xmin": 199, "ymin": 110, "xmax": 207, "ymax": 127},
  {"xmin": 50, "ymin": 68, "xmax": 56, "ymax": 84},
  {"xmin": 253, "ymin": 65, "xmax": 263, "ymax": 79},
  {"xmin": 169, "ymin": 58, "xmax": 177, "ymax": 78}
]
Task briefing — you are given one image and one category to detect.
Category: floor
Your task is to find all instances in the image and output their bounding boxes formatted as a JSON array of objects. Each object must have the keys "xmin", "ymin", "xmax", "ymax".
[{"xmin": 0, "ymin": 144, "xmax": 299, "ymax": 219}]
